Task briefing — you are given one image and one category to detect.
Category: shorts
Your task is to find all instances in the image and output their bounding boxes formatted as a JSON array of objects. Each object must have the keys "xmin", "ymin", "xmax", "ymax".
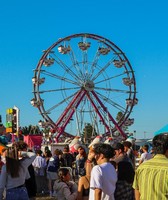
[
  {"xmin": 6, "ymin": 186, "xmax": 29, "ymax": 200},
  {"xmin": 47, "ymin": 171, "xmax": 58, "ymax": 180}
]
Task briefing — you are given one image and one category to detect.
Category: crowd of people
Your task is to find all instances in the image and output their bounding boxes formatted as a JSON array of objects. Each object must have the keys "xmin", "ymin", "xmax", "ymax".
[{"xmin": 0, "ymin": 133, "xmax": 168, "ymax": 200}]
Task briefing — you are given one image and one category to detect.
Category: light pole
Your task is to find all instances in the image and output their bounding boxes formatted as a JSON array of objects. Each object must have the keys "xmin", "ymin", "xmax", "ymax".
[{"xmin": 13, "ymin": 106, "xmax": 20, "ymax": 135}]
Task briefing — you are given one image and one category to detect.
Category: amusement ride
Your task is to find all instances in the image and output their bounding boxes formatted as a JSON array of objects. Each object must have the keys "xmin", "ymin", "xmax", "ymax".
[{"xmin": 31, "ymin": 33, "xmax": 138, "ymax": 143}]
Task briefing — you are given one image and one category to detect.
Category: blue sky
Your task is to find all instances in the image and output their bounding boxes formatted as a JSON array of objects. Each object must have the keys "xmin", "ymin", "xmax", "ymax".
[{"xmin": 0, "ymin": 0, "xmax": 168, "ymax": 139}]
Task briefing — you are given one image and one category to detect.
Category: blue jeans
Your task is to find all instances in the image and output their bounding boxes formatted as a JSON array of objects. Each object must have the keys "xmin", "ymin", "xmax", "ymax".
[{"xmin": 6, "ymin": 187, "xmax": 29, "ymax": 200}]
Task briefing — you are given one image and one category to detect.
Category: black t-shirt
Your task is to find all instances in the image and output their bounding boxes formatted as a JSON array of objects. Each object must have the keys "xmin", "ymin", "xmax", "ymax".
[{"xmin": 62, "ymin": 153, "xmax": 74, "ymax": 168}]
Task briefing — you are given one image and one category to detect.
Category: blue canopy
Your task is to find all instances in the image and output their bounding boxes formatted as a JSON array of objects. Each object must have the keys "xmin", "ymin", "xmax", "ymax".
[{"xmin": 154, "ymin": 124, "xmax": 168, "ymax": 136}]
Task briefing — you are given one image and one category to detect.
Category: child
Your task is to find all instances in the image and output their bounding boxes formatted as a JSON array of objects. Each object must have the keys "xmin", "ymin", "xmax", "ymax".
[{"xmin": 53, "ymin": 168, "xmax": 77, "ymax": 200}]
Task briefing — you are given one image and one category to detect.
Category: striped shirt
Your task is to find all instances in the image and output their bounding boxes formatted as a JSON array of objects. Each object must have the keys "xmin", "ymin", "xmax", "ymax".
[{"xmin": 133, "ymin": 154, "xmax": 168, "ymax": 200}]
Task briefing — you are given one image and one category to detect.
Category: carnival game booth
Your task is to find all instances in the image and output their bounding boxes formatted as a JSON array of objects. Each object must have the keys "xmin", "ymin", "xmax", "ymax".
[{"xmin": 24, "ymin": 135, "xmax": 42, "ymax": 151}]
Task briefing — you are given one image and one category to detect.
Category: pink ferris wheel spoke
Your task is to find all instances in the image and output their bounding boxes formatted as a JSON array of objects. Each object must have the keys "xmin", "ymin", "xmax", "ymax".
[
  {"xmin": 91, "ymin": 91, "xmax": 126, "ymax": 138},
  {"xmin": 85, "ymin": 92, "xmax": 110, "ymax": 132},
  {"xmin": 55, "ymin": 90, "xmax": 84, "ymax": 127},
  {"xmin": 55, "ymin": 90, "xmax": 86, "ymax": 142}
]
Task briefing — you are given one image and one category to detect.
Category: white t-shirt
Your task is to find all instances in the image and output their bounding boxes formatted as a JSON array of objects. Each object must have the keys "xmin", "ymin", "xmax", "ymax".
[
  {"xmin": 89, "ymin": 162, "xmax": 117, "ymax": 200},
  {"xmin": 140, "ymin": 152, "xmax": 152, "ymax": 163}
]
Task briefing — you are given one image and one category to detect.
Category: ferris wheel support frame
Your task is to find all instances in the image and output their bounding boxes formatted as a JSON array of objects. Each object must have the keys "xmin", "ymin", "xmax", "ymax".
[
  {"xmin": 54, "ymin": 89, "xmax": 86, "ymax": 142},
  {"xmin": 91, "ymin": 91, "xmax": 126, "ymax": 138},
  {"xmin": 54, "ymin": 89, "xmax": 126, "ymax": 142}
]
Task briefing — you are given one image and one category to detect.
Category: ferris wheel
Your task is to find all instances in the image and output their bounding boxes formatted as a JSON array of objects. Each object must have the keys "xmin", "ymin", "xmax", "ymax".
[{"xmin": 31, "ymin": 33, "xmax": 138, "ymax": 143}]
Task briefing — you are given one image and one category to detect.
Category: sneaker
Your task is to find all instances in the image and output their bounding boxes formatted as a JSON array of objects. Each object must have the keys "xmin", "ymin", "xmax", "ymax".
[{"xmin": 49, "ymin": 191, "xmax": 53, "ymax": 197}]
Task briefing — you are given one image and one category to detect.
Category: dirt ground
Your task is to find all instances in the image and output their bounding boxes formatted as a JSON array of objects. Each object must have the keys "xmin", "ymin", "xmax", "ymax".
[
  {"xmin": 35, "ymin": 197, "xmax": 54, "ymax": 200},
  {"xmin": 35, "ymin": 194, "xmax": 55, "ymax": 200}
]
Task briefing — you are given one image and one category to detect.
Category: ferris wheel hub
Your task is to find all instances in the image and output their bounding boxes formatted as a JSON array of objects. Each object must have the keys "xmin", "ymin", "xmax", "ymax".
[{"xmin": 83, "ymin": 80, "xmax": 94, "ymax": 91}]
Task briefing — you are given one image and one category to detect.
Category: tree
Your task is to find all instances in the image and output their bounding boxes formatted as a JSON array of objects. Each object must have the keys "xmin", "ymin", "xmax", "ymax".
[
  {"xmin": 20, "ymin": 125, "xmax": 41, "ymax": 135},
  {"xmin": 116, "ymin": 111, "xmax": 129, "ymax": 133},
  {"xmin": 29, "ymin": 125, "xmax": 41, "ymax": 135},
  {"xmin": 20, "ymin": 126, "xmax": 29, "ymax": 136},
  {"xmin": 82, "ymin": 123, "xmax": 97, "ymax": 143},
  {"xmin": 116, "ymin": 111, "xmax": 124, "ymax": 122},
  {"xmin": 42, "ymin": 127, "xmax": 50, "ymax": 135}
]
